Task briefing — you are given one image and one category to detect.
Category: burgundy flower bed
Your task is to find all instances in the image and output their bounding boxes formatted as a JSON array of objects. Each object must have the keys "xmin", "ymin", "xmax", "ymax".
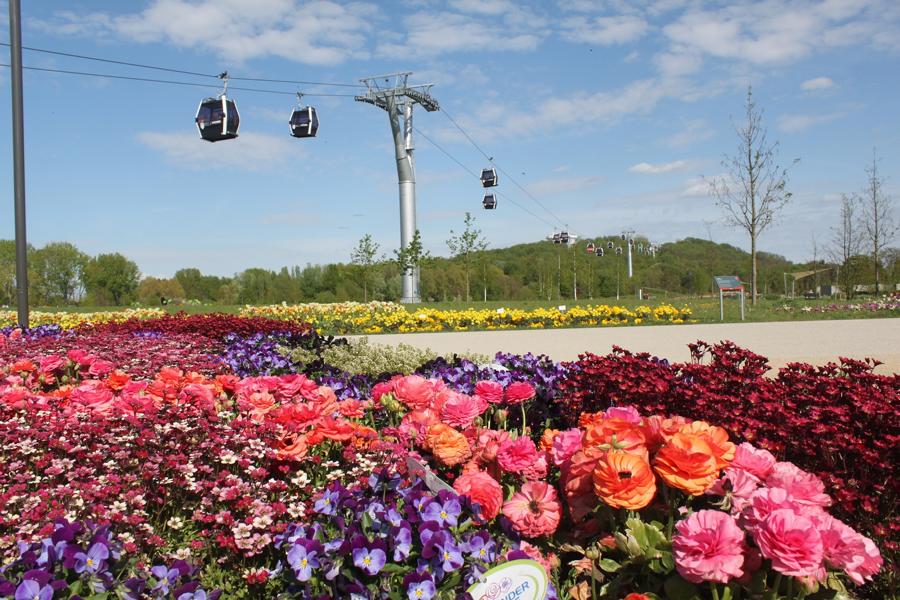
[
  {"xmin": 557, "ymin": 341, "xmax": 900, "ymax": 593},
  {"xmin": 0, "ymin": 331, "xmax": 225, "ymax": 379},
  {"xmin": 79, "ymin": 312, "xmax": 312, "ymax": 340}
]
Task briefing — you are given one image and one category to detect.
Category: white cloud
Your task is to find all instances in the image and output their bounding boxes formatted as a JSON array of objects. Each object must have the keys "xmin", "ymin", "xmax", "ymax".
[
  {"xmin": 137, "ymin": 131, "xmax": 305, "ymax": 171},
  {"xmin": 777, "ymin": 112, "xmax": 844, "ymax": 132},
  {"xmin": 681, "ymin": 175, "xmax": 714, "ymax": 197},
  {"xmin": 33, "ymin": 0, "xmax": 377, "ymax": 65},
  {"xmin": 662, "ymin": 0, "xmax": 899, "ymax": 66},
  {"xmin": 377, "ymin": 10, "xmax": 542, "ymax": 57},
  {"xmin": 628, "ymin": 160, "xmax": 690, "ymax": 174},
  {"xmin": 449, "ymin": 0, "xmax": 516, "ymax": 15},
  {"xmin": 560, "ymin": 15, "xmax": 649, "ymax": 45},
  {"xmin": 801, "ymin": 76, "xmax": 835, "ymax": 90}
]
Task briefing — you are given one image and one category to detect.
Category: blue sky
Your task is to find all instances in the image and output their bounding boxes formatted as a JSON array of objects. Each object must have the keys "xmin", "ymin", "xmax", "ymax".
[{"xmin": 1, "ymin": 0, "xmax": 898, "ymax": 277}]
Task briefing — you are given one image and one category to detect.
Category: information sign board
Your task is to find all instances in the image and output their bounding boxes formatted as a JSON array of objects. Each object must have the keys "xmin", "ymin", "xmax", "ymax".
[{"xmin": 466, "ymin": 559, "xmax": 549, "ymax": 600}]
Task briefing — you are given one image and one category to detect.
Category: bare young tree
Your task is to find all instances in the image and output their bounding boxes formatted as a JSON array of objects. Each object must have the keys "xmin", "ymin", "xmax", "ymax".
[
  {"xmin": 708, "ymin": 86, "xmax": 798, "ymax": 305},
  {"xmin": 447, "ymin": 212, "xmax": 488, "ymax": 302},
  {"xmin": 829, "ymin": 194, "xmax": 863, "ymax": 299},
  {"xmin": 860, "ymin": 150, "xmax": 897, "ymax": 292}
]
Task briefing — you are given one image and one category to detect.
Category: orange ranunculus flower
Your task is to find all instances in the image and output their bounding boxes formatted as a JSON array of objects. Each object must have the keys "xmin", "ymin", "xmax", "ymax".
[
  {"xmin": 275, "ymin": 432, "xmax": 309, "ymax": 461},
  {"xmin": 424, "ymin": 423, "xmax": 472, "ymax": 467},
  {"xmin": 593, "ymin": 451, "xmax": 657, "ymax": 510},
  {"xmin": 583, "ymin": 417, "xmax": 648, "ymax": 459},
  {"xmin": 652, "ymin": 432, "xmax": 720, "ymax": 495},
  {"xmin": 539, "ymin": 428, "xmax": 560, "ymax": 452},
  {"xmin": 105, "ymin": 370, "xmax": 131, "ymax": 392},
  {"xmin": 679, "ymin": 420, "xmax": 735, "ymax": 470},
  {"xmin": 641, "ymin": 414, "xmax": 691, "ymax": 451}
]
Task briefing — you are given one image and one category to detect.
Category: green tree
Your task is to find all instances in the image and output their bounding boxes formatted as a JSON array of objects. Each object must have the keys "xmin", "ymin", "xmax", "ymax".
[
  {"xmin": 708, "ymin": 86, "xmax": 798, "ymax": 305},
  {"xmin": 447, "ymin": 212, "xmax": 488, "ymax": 302},
  {"xmin": 83, "ymin": 253, "xmax": 140, "ymax": 305},
  {"xmin": 137, "ymin": 277, "xmax": 186, "ymax": 305},
  {"xmin": 350, "ymin": 234, "xmax": 381, "ymax": 302},
  {"xmin": 394, "ymin": 230, "xmax": 431, "ymax": 299},
  {"xmin": 31, "ymin": 242, "xmax": 88, "ymax": 305}
]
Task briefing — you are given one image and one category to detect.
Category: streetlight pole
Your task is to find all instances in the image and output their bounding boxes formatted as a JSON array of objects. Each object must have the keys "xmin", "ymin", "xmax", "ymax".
[
  {"xmin": 8, "ymin": 0, "xmax": 29, "ymax": 328},
  {"xmin": 572, "ymin": 244, "xmax": 577, "ymax": 301}
]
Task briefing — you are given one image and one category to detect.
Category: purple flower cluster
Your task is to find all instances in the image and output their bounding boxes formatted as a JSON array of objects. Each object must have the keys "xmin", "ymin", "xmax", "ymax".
[
  {"xmin": 274, "ymin": 472, "xmax": 501, "ymax": 599},
  {"xmin": 0, "ymin": 520, "xmax": 219, "ymax": 600},
  {"xmin": 0, "ymin": 324, "xmax": 63, "ymax": 340}
]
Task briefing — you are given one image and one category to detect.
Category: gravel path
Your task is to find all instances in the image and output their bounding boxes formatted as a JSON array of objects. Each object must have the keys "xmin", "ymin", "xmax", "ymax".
[{"xmin": 356, "ymin": 318, "xmax": 900, "ymax": 374}]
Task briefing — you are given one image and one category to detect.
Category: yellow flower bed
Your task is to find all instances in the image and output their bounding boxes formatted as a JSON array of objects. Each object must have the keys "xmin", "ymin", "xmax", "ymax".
[
  {"xmin": 241, "ymin": 302, "xmax": 692, "ymax": 335},
  {"xmin": 0, "ymin": 308, "xmax": 165, "ymax": 330}
]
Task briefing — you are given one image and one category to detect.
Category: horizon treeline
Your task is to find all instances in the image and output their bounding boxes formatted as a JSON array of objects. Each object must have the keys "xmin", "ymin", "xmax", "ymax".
[{"xmin": 0, "ymin": 236, "xmax": 896, "ymax": 307}]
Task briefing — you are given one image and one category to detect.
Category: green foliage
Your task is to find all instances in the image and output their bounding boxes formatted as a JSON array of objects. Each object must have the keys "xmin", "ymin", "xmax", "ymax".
[
  {"xmin": 137, "ymin": 277, "xmax": 186, "ymax": 305},
  {"xmin": 30, "ymin": 241, "xmax": 89, "ymax": 305},
  {"xmin": 83, "ymin": 253, "xmax": 140, "ymax": 306},
  {"xmin": 350, "ymin": 234, "xmax": 382, "ymax": 302}
]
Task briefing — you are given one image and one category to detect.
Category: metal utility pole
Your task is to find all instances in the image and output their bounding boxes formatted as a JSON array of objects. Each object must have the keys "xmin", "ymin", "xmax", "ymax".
[
  {"xmin": 356, "ymin": 72, "xmax": 439, "ymax": 304},
  {"xmin": 572, "ymin": 244, "xmax": 577, "ymax": 300},
  {"xmin": 9, "ymin": 0, "xmax": 29, "ymax": 328}
]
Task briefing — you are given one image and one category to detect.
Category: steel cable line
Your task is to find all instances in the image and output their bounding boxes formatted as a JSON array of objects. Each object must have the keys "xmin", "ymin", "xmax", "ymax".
[
  {"xmin": 439, "ymin": 106, "xmax": 574, "ymax": 232},
  {"xmin": 413, "ymin": 125, "xmax": 559, "ymax": 230},
  {"xmin": 0, "ymin": 63, "xmax": 358, "ymax": 96},
  {"xmin": 0, "ymin": 41, "xmax": 365, "ymax": 88}
]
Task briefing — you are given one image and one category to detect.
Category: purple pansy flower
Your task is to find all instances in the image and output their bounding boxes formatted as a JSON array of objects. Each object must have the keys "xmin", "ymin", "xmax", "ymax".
[
  {"xmin": 421, "ymin": 498, "xmax": 461, "ymax": 527},
  {"xmin": 14, "ymin": 580, "xmax": 53, "ymax": 600},
  {"xmin": 314, "ymin": 489, "xmax": 340, "ymax": 515},
  {"xmin": 287, "ymin": 541, "xmax": 321, "ymax": 582},
  {"xmin": 73, "ymin": 542, "xmax": 109, "ymax": 574}
]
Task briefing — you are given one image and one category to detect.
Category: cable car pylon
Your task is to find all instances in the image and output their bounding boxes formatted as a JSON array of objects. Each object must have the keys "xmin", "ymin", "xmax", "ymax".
[{"xmin": 355, "ymin": 72, "xmax": 439, "ymax": 304}]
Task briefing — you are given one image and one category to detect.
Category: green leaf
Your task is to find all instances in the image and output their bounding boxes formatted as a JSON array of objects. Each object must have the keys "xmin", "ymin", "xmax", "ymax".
[
  {"xmin": 599, "ymin": 558, "xmax": 621, "ymax": 572},
  {"xmin": 380, "ymin": 564, "xmax": 407, "ymax": 574},
  {"xmin": 663, "ymin": 575, "xmax": 701, "ymax": 600}
]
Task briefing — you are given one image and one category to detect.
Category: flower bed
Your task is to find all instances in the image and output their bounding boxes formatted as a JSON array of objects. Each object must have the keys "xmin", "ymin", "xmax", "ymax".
[
  {"xmin": 241, "ymin": 301, "xmax": 693, "ymax": 334},
  {"xmin": 0, "ymin": 316, "xmax": 892, "ymax": 599},
  {"xmin": 0, "ymin": 308, "xmax": 164, "ymax": 330}
]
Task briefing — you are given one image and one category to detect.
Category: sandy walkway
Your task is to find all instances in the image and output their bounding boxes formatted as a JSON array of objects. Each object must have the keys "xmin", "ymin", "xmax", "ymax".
[{"xmin": 356, "ymin": 318, "xmax": 900, "ymax": 374}]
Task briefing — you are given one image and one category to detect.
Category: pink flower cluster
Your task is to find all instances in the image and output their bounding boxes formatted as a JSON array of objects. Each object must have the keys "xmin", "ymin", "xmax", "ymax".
[{"xmin": 674, "ymin": 442, "xmax": 883, "ymax": 586}]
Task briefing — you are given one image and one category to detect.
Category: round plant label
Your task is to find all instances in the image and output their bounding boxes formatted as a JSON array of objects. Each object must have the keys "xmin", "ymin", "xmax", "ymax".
[{"xmin": 466, "ymin": 559, "xmax": 549, "ymax": 600}]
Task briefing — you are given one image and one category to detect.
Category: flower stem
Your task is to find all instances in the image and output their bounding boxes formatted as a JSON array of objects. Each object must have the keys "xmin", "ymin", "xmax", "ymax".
[
  {"xmin": 712, "ymin": 584, "xmax": 721, "ymax": 600},
  {"xmin": 765, "ymin": 574, "xmax": 783, "ymax": 600},
  {"xmin": 520, "ymin": 402, "xmax": 527, "ymax": 436}
]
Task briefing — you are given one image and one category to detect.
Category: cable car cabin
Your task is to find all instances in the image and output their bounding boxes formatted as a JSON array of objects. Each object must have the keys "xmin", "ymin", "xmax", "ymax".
[
  {"xmin": 595, "ymin": 247, "xmax": 604, "ymax": 257},
  {"xmin": 585, "ymin": 242, "xmax": 595, "ymax": 253},
  {"xmin": 615, "ymin": 247, "xmax": 623, "ymax": 255},
  {"xmin": 552, "ymin": 233, "xmax": 562, "ymax": 244},
  {"xmin": 480, "ymin": 168, "xmax": 498, "ymax": 188},
  {"xmin": 482, "ymin": 194, "xmax": 497, "ymax": 210},
  {"xmin": 196, "ymin": 96, "xmax": 239, "ymax": 142},
  {"xmin": 559, "ymin": 231, "xmax": 570, "ymax": 244},
  {"xmin": 289, "ymin": 106, "xmax": 319, "ymax": 138},
  {"xmin": 607, "ymin": 241, "xmax": 614, "ymax": 249}
]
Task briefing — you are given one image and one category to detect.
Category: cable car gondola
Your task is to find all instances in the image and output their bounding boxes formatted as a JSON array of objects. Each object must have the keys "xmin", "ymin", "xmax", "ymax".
[
  {"xmin": 559, "ymin": 231, "xmax": 570, "ymax": 244},
  {"xmin": 615, "ymin": 247, "xmax": 623, "ymax": 255},
  {"xmin": 607, "ymin": 241, "xmax": 614, "ymax": 249},
  {"xmin": 480, "ymin": 168, "xmax": 498, "ymax": 188},
  {"xmin": 289, "ymin": 94, "xmax": 319, "ymax": 138},
  {"xmin": 595, "ymin": 247, "xmax": 604, "ymax": 257},
  {"xmin": 195, "ymin": 73, "xmax": 239, "ymax": 142},
  {"xmin": 483, "ymin": 194, "xmax": 497, "ymax": 210},
  {"xmin": 585, "ymin": 242, "xmax": 595, "ymax": 253},
  {"xmin": 551, "ymin": 232, "xmax": 562, "ymax": 244}
]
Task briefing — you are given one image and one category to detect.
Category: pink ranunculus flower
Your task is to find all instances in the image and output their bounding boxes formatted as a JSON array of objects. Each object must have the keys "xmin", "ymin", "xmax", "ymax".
[
  {"xmin": 673, "ymin": 510, "xmax": 746, "ymax": 584},
  {"xmin": 454, "ymin": 470, "xmax": 503, "ymax": 521},
  {"xmin": 474, "ymin": 380, "xmax": 504, "ymax": 404},
  {"xmin": 441, "ymin": 392, "xmax": 488, "ymax": 429},
  {"xmin": 66, "ymin": 349, "xmax": 97, "ymax": 368},
  {"xmin": 497, "ymin": 436, "xmax": 542, "ymax": 475},
  {"xmin": 70, "ymin": 381, "xmax": 116, "ymax": 416},
  {"xmin": 503, "ymin": 381, "xmax": 535, "ymax": 405},
  {"xmin": 371, "ymin": 377, "xmax": 399, "ymax": 403},
  {"xmin": 730, "ymin": 442, "xmax": 776, "ymax": 480},
  {"xmin": 275, "ymin": 374, "xmax": 318, "ymax": 401},
  {"xmin": 741, "ymin": 487, "xmax": 800, "ymax": 532},
  {"xmin": 39, "ymin": 355, "xmax": 67, "ymax": 374},
  {"xmin": 502, "ymin": 481, "xmax": 562, "ymax": 538},
  {"xmin": 766, "ymin": 462, "xmax": 831, "ymax": 508},
  {"xmin": 87, "ymin": 359, "xmax": 115, "ymax": 377},
  {"xmin": 473, "ymin": 428, "xmax": 510, "ymax": 465},
  {"xmin": 816, "ymin": 514, "xmax": 883, "ymax": 585},
  {"xmin": 550, "ymin": 429, "xmax": 583, "ymax": 467},
  {"xmin": 604, "ymin": 405, "xmax": 641, "ymax": 424},
  {"xmin": 707, "ymin": 468, "xmax": 761, "ymax": 513},
  {"xmin": 393, "ymin": 375, "xmax": 437, "ymax": 411},
  {"xmin": 753, "ymin": 508, "xmax": 825, "ymax": 578}
]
